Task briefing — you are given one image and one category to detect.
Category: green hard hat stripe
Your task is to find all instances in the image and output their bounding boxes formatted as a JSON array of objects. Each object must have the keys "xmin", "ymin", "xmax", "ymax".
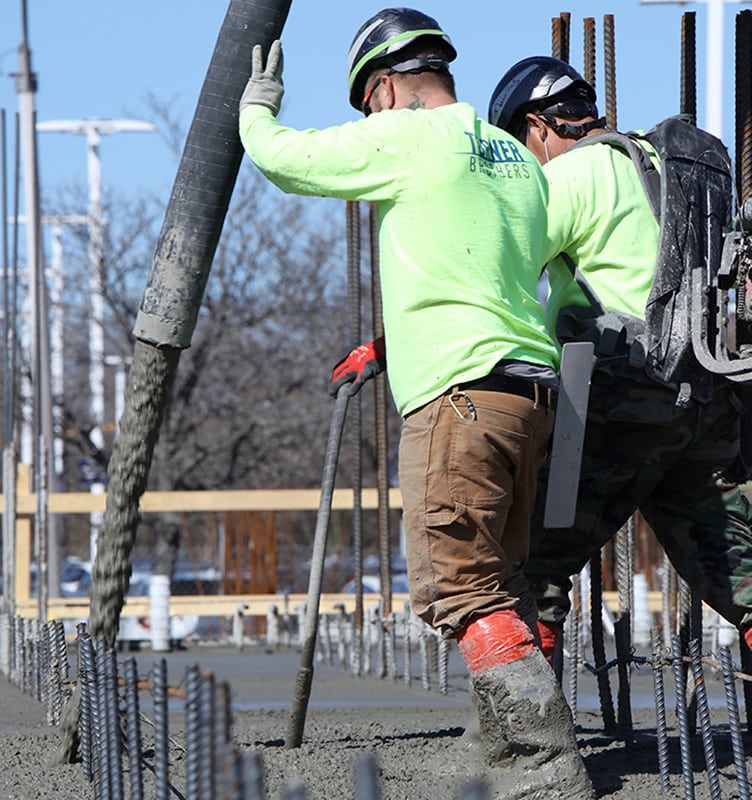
[{"xmin": 348, "ymin": 28, "xmax": 446, "ymax": 91}]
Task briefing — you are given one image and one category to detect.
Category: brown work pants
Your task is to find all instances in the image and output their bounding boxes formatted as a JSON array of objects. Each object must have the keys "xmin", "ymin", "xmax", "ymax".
[{"xmin": 398, "ymin": 388, "xmax": 554, "ymax": 637}]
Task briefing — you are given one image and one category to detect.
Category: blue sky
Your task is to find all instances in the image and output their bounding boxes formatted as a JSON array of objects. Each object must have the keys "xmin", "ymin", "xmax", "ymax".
[{"xmin": 0, "ymin": 1, "xmax": 750, "ymax": 210}]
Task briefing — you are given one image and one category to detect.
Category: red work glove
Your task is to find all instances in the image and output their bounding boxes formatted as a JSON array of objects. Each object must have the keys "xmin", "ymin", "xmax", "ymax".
[{"xmin": 328, "ymin": 336, "xmax": 386, "ymax": 397}]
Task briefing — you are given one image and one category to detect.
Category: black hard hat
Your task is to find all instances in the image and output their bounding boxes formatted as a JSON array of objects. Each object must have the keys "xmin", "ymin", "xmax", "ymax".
[
  {"xmin": 488, "ymin": 56, "xmax": 598, "ymax": 136},
  {"xmin": 347, "ymin": 7, "xmax": 457, "ymax": 112}
]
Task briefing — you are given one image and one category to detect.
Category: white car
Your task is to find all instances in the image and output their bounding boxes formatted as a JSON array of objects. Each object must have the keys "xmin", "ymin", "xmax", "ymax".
[{"xmin": 118, "ymin": 577, "xmax": 199, "ymax": 650}]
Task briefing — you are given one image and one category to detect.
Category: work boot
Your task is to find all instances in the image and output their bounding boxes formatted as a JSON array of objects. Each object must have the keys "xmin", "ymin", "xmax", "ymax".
[
  {"xmin": 536, "ymin": 619, "xmax": 562, "ymax": 665},
  {"xmin": 457, "ymin": 610, "xmax": 595, "ymax": 800}
]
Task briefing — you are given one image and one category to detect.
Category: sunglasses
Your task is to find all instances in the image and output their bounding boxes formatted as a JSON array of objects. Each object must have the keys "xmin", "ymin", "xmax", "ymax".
[{"xmin": 361, "ymin": 70, "xmax": 395, "ymax": 117}]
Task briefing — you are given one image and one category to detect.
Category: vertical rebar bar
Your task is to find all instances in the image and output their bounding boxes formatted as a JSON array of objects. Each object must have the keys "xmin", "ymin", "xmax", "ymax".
[
  {"xmin": 369, "ymin": 203, "xmax": 392, "ymax": 623},
  {"xmin": 123, "ymin": 657, "xmax": 144, "ymax": 800},
  {"xmin": 403, "ymin": 601, "xmax": 412, "ymax": 688},
  {"xmin": 590, "ymin": 551, "xmax": 616, "ymax": 731},
  {"xmin": 719, "ymin": 644, "xmax": 751, "ymax": 799},
  {"xmin": 583, "ymin": 17, "xmax": 596, "ymax": 89},
  {"xmin": 603, "ymin": 14, "xmax": 617, "ymax": 130},
  {"xmin": 551, "ymin": 15, "xmax": 564, "ymax": 62},
  {"xmin": 567, "ymin": 576, "xmax": 580, "ymax": 723},
  {"xmin": 388, "ymin": 616, "xmax": 398, "ymax": 682},
  {"xmin": 104, "ymin": 647, "xmax": 124, "ymax": 800},
  {"xmin": 200, "ymin": 670, "xmax": 217, "ymax": 800},
  {"xmin": 739, "ymin": 629, "xmax": 752, "ymax": 734},
  {"xmin": 185, "ymin": 664, "xmax": 202, "ymax": 800},
  {"xmin": 438, "ymin": 637, "xmax": 449, "ymax": 695},
  {"xmin": 153, "ymin": 658, "xmax": 170, "ymax": 800},
  {"xmin": 614, "ymin": 615, "xmax": 633, "ymax": 744},
  {"xmin": 78, "ymin": 628, "xmax": 95, "ymax": 784},
  {"xmin": 681, "ymin": 11, "xmax": 697, "ymax": 125},
  {"xmin": 419, "ymin": 624, "xmax": 430, "ymax": 692},
  {"xmin": 736, "ymin": 10, "xmax": 752, "ymax": 203},
  {"xmin": 346, "ymin": 199, "xmax": 364, "ymax": 680},
  {"xmin": 661, "ymin": 553, "xmax": 676, "ymax": 651},
  {"xmin": 651, "ymin": 628, "xmax": 671, "ymax": 792},
  {"xmin": 95, "ymin": 638, "xmax": 111, "ymax": 800},
  {"xmin": 672, "ymin": 635, "xmax": 695, "ymax": 800},
  {"xmin": 688, "ymin": 638, "xmax": 721, "ymax": 799},
  {"xmin": 216, "ymin": 680, "xmax": 232, "ymax": 797}
]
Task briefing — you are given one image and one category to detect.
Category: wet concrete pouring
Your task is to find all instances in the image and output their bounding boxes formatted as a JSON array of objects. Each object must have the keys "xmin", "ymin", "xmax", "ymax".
[{"xmin": 0, "ymin": 639, "xmax": 749, "ymax": 799}]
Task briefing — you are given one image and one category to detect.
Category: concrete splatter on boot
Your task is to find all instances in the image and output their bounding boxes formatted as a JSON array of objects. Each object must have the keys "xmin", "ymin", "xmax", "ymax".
[{"xmin": 457, "ymin": 610, "xmax": 594, "ymax": 800}]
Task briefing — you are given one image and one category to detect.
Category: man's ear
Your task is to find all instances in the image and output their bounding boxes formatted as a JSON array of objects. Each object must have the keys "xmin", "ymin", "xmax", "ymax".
[{"xmin": 525, "ymin": 113, "xmax": 547, "ymax": 142}]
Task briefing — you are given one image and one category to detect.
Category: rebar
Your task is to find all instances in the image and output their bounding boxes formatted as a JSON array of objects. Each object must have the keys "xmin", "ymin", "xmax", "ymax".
[
  {"xmin": 719, "ymin": 645, "xmax": 751, "ymax": 799},
  {"xmin": 438, "ymin": 637, "xmax": 449, "ymax": 695},
  {"xmin": 403, "ymin": 601, "xmax": 412, "ymax": 688},
  {"xmin": 78, "ymin": 628, "xmax": 95, "ymax": 784},
  {"xmin": 200, "ymin": 670, "xmax": 217, "ymax": 800},
  {"xmin": 688, "ymin": 638, "xmax": 721, "ymax": 799},
  {"xmin": 387, "ymin": 616, "xmax": 398, "ymax": 682},
  {"xmin": 651, "ymin": 628, "xmax": 671, "ymax": 792},
  {"xmin": 735, "ymin": 10, "xmax": 752, "ymax": 201},
  {"xmin": 336, "ymin": 607, "xmax": 348, "ymax": 671},
  {"xmin": 672, "ymin": 635, "xmax": 695, "ymax": 800},
  {"xmin": 567, "ymin": 576, "xmax": 580, "ymax": 722},
  {"xmin": 45, "ymin": 622, "xmax": 57, "ymax": 725},
  {"xmin": 153, "ymin": 658, "xmax": 170, "ymax": 800},
  {"xmin": 583, "ymin": 17, "xmax": 596, "ymax": 89},
  {"xmin": 614, "ymin": 614, "xmax": 633, "ymax": 743},
  {"xmin": 185, "ymin": 664, "xmax": 202, "ymax": 799},
  {"xmin": 603, "ymin": 14, "xmax": 617, "ymax": 131},
  {"xmin": 681, "ymin": 12, "xmax": 697, "ymax": 124},
  {"xmin": 105, "ymin": 646, "xmax": 124, "ymax": 800},
  {"xmin": 123, "ymin": 658, "xmax": 144, "ymax": 800},
  {"xmin": 551, "ymin": 15, "xmax": 565, "ymax": 62},
  {"xmin": 589, "ymin": 551, "xmax": 616, "ymax": 731},
  {"xmin": 95, "ymin": 638, "xmax": 111, "ymax": 800},
  {"xmin": 740, "ymin": 628, "xmax": 752, "ymax": 734},
  {"xmin": 242, "ymin": 748, "xmax": 267, "ymax": 800},
  {"xmin": 346, "ymin": 198, "xmax": 364, "ymax": 680},
  {"xmin": 419, "ymin": 623, "xmax": 431, "ymax": 692}
]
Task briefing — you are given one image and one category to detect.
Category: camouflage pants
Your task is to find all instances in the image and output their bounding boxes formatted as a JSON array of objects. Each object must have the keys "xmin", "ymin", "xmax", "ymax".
[{"xmin": 526, "ymin": 368, "xmax": 752, "ymax": 628}]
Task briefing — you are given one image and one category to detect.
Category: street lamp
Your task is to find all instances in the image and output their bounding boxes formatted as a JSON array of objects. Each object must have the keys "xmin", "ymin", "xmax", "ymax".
[
  {"xmin": 639, "ymin": 0, "xmax": 752, "ymax": 138},
  {"xmin": 36, "ymin": 118, "xmax": 156, "ymax": 562}
]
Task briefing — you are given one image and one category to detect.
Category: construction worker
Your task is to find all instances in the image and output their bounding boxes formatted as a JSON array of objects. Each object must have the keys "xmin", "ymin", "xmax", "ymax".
[
  {"xmin": 239, "ymin": 10, "xmax": 594, "ymax": 798},
  {"xmin": 487, "ymin": 56, "xmax": 752, "ymax": 663}
]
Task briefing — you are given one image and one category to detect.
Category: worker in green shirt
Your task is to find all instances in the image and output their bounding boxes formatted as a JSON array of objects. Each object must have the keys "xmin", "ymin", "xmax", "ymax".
[
  {"xmin": 488, "ymin": 56, "xmax": 752, "ymax": 665},
  {"xmin": 239, "ymin": 10, "xmax": 594, "ymax": 798}
]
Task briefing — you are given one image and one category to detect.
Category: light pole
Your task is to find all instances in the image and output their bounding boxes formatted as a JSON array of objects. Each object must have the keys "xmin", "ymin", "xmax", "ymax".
[
  {"xmin": 36, "ymin": 118, "xmax": 156, "ymax": 562},
  {"xmin": 639, "ymin": 0, "xmax": 752, "ymax": 138}
]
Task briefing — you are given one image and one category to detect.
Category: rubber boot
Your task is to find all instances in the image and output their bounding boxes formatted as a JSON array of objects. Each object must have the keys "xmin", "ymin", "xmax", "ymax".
[
  {"xmin": 536, "ymin": 619, "xmax": 562, "ymax": 666},
  {"xmin": 457, "ymin": 610, "xmax": 595, "ymax": 800}
]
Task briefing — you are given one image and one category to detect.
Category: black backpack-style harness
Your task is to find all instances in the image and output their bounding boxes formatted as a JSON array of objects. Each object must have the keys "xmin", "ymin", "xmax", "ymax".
[{"xmin": 560, "ymin": 114, "xmax": 752, "ymax": 404}]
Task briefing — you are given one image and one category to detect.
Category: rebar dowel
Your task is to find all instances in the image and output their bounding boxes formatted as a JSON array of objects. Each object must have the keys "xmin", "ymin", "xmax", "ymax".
[
  {"xmin": 614, "ymin": 614, "xmax": 633, "ymax": 743},
  {"xmin": 45, "ymin": 622, "xmax": 57, "ymax": 725},
  {"xmin": 438, "ymin": 637, "xmax": 449, "ymax": 695},
  {"xmin": 200, "ymin": 671, "xmax": 217, "ymax": 800},
  {"xmin": 403, "ymin": 601, "xmax": 412, "ymax": 687},
  {"xmin": 681, "ymin": 11, "xmax": 697, "ymax": 124},
  {"xmin": 688, "ymin": 638, "xmax": 721, "ymax": 799},
  {"xmin": 559, "ymin": 12, "xmax": 571, "ymax": 63},
  {"xmin": 104, "ymin": 647, "xmax": 124, "ymax": 800},
  {"xmin": 346, "ymin": 198, "xmax": 364, "ymax": 680},
  {"xmin": 735, "ymin": 10, "xmax": 752, "ymax": 201},
  {"xmin": 185, "ymin": 665, "xmax": 202, "ymax": 800},
  {"xmin": 78, "ymin": 630, "xmax": 95, "ymax": 784},
  {"xmin": 590, "ymin": 551, "xmax": 616, "ymax": 731},
  {"xmin": 583, "ymin": 17, "xmax": 596, "ymax": 89},
  {"xmin": 672, "ymin": 636, "xmax": 695, "ymax": 800},
  {"xmin": 93, "ymin": 639, "xmax": 110, "ymax": 800},
  {"xmin": 55, "ymin": 620, "xmax": 69, "ymax": 682},
  {"xmin": 369, "ymin": 203, "xmax": 392, "ymax": 622},
  {"xmin": 661, "ymin": 553, "xmax": 676, "ymax": 651},
  {"xmin": 651, "ymin": 628, "xmax": 671, "ymax": 793},
  {"xmin": 603, "ymin": 14, "xmax": 617, "ymax": 131},
  {"xmin": 719, "ymin": 645, "xmax": 751, "ymax": 799},
  {"xmin": 216, "ymin": 681, "xmax": 232, "ymax": 776},
  {"xmin": 153, "ymin": 658, "xmax": 170, "ymax": 800},
  {"xmin": 419, "ymin": 625, "xmax": 431, "ymax": 692},
  {"xmin": 551, "ymin": 15, "xmax": 565, "ymax": 62},
  {"xmin": 242, "ymin": 748, "xmax": 267, "ymax": 800},
  {"xmin": 567, "ymin": 577, "xmax": 580, "ymax": 723},
  {"xmin": 353, "ymin": 752, "xmax": 380, "ymax": 800},
  {"xmin": 376, "ymin": 606, "xmax": 386, "ymax": 680},
  {"xmin": 388, "ymin": 617, "xmax": 398, "ymax": 682},
  {"xmin": 123, "ymin": 658, "xmax": 144, "ymax": 800}
]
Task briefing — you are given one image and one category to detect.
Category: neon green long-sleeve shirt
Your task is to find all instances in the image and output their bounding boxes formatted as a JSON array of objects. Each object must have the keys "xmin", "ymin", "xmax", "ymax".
[
  {"xmin": 240, "ymin": 101, "xmax": 559, "ymax": 416},
  {"xmin": 543, "ymin": 140, "xmax": 659, "ymax": 335}
]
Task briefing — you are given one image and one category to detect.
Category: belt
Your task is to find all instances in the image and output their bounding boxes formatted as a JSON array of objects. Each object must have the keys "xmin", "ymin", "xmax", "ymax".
[{"xmin": 456, "ymin": 373, "xmax": 557, "ymax": 409}]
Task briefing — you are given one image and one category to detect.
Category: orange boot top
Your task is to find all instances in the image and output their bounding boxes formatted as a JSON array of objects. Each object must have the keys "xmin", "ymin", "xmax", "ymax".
[
  {"xmin": 536, "ymin": 619, "xmax": 563, "ymax": 666},
  {"xmin": 456, "ymin": 609, "xmax": 537, "ymax": 674}
]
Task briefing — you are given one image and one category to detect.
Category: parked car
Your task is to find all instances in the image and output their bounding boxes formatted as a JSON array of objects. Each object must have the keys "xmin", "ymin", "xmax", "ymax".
[
  {"xmin": 118, "ymin": 577, "xmax": 199, "ymax": 651},
  {"xmin": 340, "ymin": 573, "xmax": 410, "ymax": 594},
  {"xmin": 60, "ymin": 558, "xmax": 92, "ymax": 597}
]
